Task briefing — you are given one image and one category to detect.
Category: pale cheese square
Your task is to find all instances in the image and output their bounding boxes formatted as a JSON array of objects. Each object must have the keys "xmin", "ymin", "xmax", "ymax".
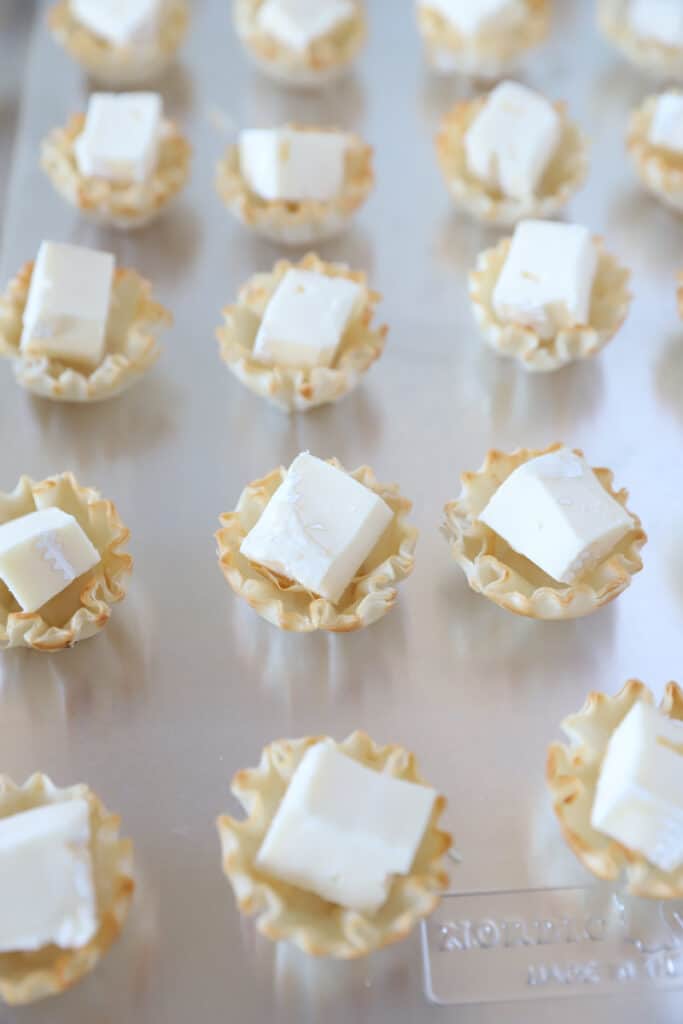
[
  {"xmin": 239, "ymin": 129, "xmax": 348, "ymax": 203},
  {"xmin": 478, "ymin": 448, "xmax": 633, "ymax": 584},
  {"xmin": 422, "ymin": 0, "xmax": 526, "ymax": 36},
  {"xmin": 74, "ymin": 92, "xmax": 163, "ymax": 184},
  {"xmin": 0, "ymin": 507, "xmax": 100, "ymax": 613},
  {"xmin": 257, "ymin": 0, "xmax": 355, "ymax": 51},
  {"xmin": 465, "ymin": 81, "xmax": 561, "ymax": 200},
  {"xmin": 492, "ymin": 220, "xmax": 598, "ymax": 340},
  {"xmin": 252, "ymin": 269, "xmax": 362, "ymax": 368},
  {"xmin": 0, "ymin": 800, "xmax": 97, "ymax": 953},
  {"xmin": 20, "ymin": 241, "xmax": 114, "ymax": 368},
  {"xmin": 256, "ymin": 740, "xmax": 437, "ymax": 912},
  {"xmin": 240, "ymin": 452, "xmax": 393, "ymax": 604},
  {"xmin": 70, "ymin": 0, "xmax": 163, "ymax": 47},
  {"xmin": 649, "ymin": 92, "xmax": 683, "ymax": 156},
  {"xmin": 629, "ymin": 0, "xmax": 683, "ymax": 48},
  {"xmin": 592, "ymin": 703, "xmax": 683, "ymax": 872}
]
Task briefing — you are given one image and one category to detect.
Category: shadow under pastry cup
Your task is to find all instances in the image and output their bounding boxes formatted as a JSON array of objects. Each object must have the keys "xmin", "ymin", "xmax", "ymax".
[
  {"xmin": 547, "ymin": 679, "xmax": 683, "ymax": 899},
  {"xmin": 233, "ymin": 0, "xmax": 366, "ymax": 87},
  {"xmin": 216, "ymin": 252, "xmax": 387, "ymax": 412},
  {"xmin": 215, "ymin": 127, "xmax": 374, "ymax": 246},
  {"xmin": 0, "ymin": 261, "xmax": 171, "ymax": 402},
  {"xmin": 416, "ymin": 0, "xmax": 550, "ymax": 77},
  {"xmin": 442, "ymin": 444, "xmax": 646, "ymax": 620},
  {"xmin": 216, "ymin": 460, "xmax": 417, "ymax": 632},
  {"xmin": 0, "ymin": 473, "xmax": 132, "ymax": 651},
  {"xmin": 217, "ymin": 731, "xmax": 451, "ymax": 958},
  {"xmin": 435, "ymin": 97, "xmax": 589, "ymax": 227},
  {"xmin": 468, "ymin": 235, "xmax": 631, "ymax": 372},
  {"xmin": 41, "ymin": 113, "xmax": 192, "ymax": 230},
  {"xmin": 0, "ymin": 773, "xmax": 134, "ymax": 1005},
  {"xmin": 628, "ymin": 94, "xmax": 683, "ymax": 212},
  {"xmin": 598, "ymin": 0, "xmax": 683, "ymax": 81},
  {"xmin": 47, "ymin": 0, "xmax": 189, "ymax": 87}
]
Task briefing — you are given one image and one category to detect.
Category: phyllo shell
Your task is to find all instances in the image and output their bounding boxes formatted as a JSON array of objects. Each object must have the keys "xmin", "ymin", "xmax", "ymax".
[
  {"xmin": 442, "ymin": 444, "xmax": 646, "ymax": 620},
  {"xmin": 0, "ymin": 473, "xmax": 132, "ymax": 651},
  {"xmin": 0, "ymin": 773, "xmax": 134, "ymax": 1005},
  {"xmin": 217, "ymin": 730, "xmax": 451, "ymax": 958},
  {"xmin": 547, "ymin": 680, "xmax": 683, "ymax": 899},
  {"xmin": 216, "ymin": 460, "xmax": 417, "ymax": 632},
  {"xmin": 216, "ymin": 252, "xmax": 387, "ymax": 411},
  {"xmin": 215, "ymin": 125, "xmax": 373, "ymax": 246},
  {"xmin": 0, "ymin": 260, "xmax": 171, "ymax": 402}
]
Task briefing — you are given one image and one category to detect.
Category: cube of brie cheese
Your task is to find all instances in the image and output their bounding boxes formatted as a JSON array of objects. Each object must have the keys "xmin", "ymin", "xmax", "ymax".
[
  {"xmin": 257, "ymin": 0, "xmax": 355, "ymax": 51},
  {"xmin": 21, "ymin": 241, "xmax": 114, "ymax": 368},
  {"xmin": 0, "ymin": 799, "xmax": 97, "ymax": 953},
  {"xmin": 629, "ymin": 0, "xmax": 683, "ymax": 48},
  {"xmin": 465, "ymin": 82, "xmax": 562, "ymax": 201},
  {"xmin": 256, "ymin": 740, "xmax": 437, "ymax": 913},
  {"xmin": 70, "ymin": 0, "xmax": 163, "ymax": 47},
  {"xmin": 592, "ymin": 702, "xmax": 683, "ymax": 873},
  {"xmin": 0, "ymin": 507, "xmax": 100, "ymax": 614},
  {"xmin": 240, "ymin": 452, "xmax": 393, "ymax": 604},
  {"xmin": 478, "ymin": 448, "xmax": 633, "ymax": 584},
  {"xmin": 252, "ymin": 269, "xmax": 362, "ymax": 368},
  {"xmin": 239, "ymin": 129, "xmax": 349, "ymax": 203},
  {"xmin": 649, "ymin": 92, "xmax": 683, "ymax": 156},
  {"xmin": 424, "ymin": 0, "xmax": 526, "ymax": 36},
  {"xmin": 74, "ymin": 92, "xmax": 163, "ymax": 184},
  {"xmin": 492, "ymin": 220, "xmax": 598, "ymax": 340}
]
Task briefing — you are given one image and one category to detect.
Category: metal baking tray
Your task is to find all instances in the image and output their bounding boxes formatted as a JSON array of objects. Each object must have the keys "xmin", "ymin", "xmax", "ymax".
[{"xmin": 1, "ymin": 1, "xmax": 682, "ymax": 1021}]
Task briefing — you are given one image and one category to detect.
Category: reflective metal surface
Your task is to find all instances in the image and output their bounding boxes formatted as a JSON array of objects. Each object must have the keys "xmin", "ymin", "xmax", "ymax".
[{"xmin": 1, "ymin": 1, "xmax": 682, "ymax": 1021}]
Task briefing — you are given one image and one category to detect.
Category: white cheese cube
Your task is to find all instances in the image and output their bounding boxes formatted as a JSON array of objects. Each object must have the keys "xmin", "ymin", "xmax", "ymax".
[
  {"xmin": 70, "ymin": 0, "xmax": 163, "ymax": 47},
  {"xmin": 21, "ymin": 241, "xmax": 114, "ymax": 368},
  {"xmin": 240, "ymin": 452, "xmax": 393, "ymax": 604},
  {"xmin": 0, "ymin": 507, "xmax": 100, "ymax": 614},
  {"xmin": 257, "ymin": 0, "xmax": 355, "ymax": 51},
  {"xmin": 478, "ymin": 448, "xmax": 633, "ymax": 584},
  {"xmin": 464, "ymin": 82, "xmax": 561, "ymax": 201},
  {"xmin": 239, "ymin": 129, "xmax": 348, "ymax": 203},
  {"xmin": 257, "ymin": 740, "xmax": 437, "ymax": 913},
  {"xmin": 422, "ymin": 0, "xmax": 526, "ymax": 36},
  {"xmin": 629, "ymin": 0, "xmax": 683, "ymax": 48},
  {"xmin": 649, "ymin": 92, "xmax": 683, "ymax": 156},
  {"xmin": 252, "ymin": 269, "xmax": 362, "ymax": 368},
  {"xmin": 492, "ymin": 220, "xmax": 598, "ymax": 341},
  {"xmin": 0, "ymin": 799, "xmax": 97, "ymax": 953},
  {"xmin": 74, "ymin": 92, "xmax": 162, "ymax": 184},
  {"xmin": 592, "ymin": 703, "xmax": 683, "ymax": 872}
]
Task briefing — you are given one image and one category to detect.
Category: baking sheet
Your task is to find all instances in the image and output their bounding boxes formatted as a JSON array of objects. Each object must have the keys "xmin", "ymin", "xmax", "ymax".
[{"xmin": 1, "ymin": 1, "xmax": 683, "ymax": 1021}]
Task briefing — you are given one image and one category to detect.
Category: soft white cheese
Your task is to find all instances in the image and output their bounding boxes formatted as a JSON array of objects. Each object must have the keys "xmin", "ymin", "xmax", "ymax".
[
  {"xmin": 256, "ymin": 740, "xmax": 437, "ymax": 913},
  {"xmin": 252, "ymin": 269, "xmax": 362, "ymax": 368},
  {"xmin": 492, "ymin": 220, "xmax": 598, "ymax": 340},
  {"xmin": 74, "ymin": 92, "xmax": 163, "ymax": 184},
  {"xmin": 257, "ymin": 0, "xmax": 355, "ymax": 51},
  {"xmin": 478, "ymin": 448, "xmax": 634, "ymax": 584},
  {"xmin": 20, "ymin": 241, "xmax": 114, "ymax": 368},
  {"xmin": 70, "ymin": 0, "xmax": 163, "ymax": 47},
  {"xmin": 464, "ymin": 81, "xmax": 561, "ymax": 200},
  {"xmin": 649, "ymin": 91, "xmax": 683, "ymax": 156},
  {"xmin": 0, "ymin": 507, "xmax": 100, "ymax": 614},
  {"xmin": 629, "ymin": 0, "xmax": 683, "ymax": 48},
  {"xmin": 422, "ymin": 0, "xmax": 526, "ymax": 36},
  {"xmin": 240, "ymin": 452, "xmax": 393, "ymax": 604},
  {"xmin": 239, "ymin": 129, "xmax": 348, "ymax": 203},
  {"xmin": 0, "ymin": 799, "xmax": 97, "ymax": 953},
  {"xmin": 592, "ymin": 702, "xmax": 683, "ymax": 872}
]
